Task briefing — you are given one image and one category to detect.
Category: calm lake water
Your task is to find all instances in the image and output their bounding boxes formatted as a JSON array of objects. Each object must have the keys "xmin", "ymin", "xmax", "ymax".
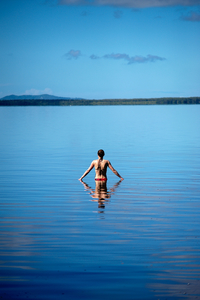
[{"xmin": 0, "ymin": 105, "xmax": 200, "ymax": 300}]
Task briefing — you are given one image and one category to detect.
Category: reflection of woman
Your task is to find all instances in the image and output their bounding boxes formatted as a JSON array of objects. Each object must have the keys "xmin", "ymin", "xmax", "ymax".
[
  {"xmin": 80, "ymin": 179, "xmax": 122, "ymax": 210},
  {"xmin": 79, "ymin": 149, "xmax": 124, "ymax": 182},
  {"xmin": 82, "ymin": 180, "xmax": 110, "ymax": 200}
]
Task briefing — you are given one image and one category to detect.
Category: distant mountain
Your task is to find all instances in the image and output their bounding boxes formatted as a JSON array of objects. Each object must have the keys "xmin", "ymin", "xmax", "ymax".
[{"xmin": 0, "ymin": 94, "xmax": 84, "ymax": 100}]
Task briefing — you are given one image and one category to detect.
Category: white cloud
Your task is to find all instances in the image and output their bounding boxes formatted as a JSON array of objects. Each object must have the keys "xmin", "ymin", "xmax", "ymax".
[
  {"xmin": 24, "ymin": 88, "xmax": 53, "ymax": 95},
  {"xmin": 57, "ymin": 0, "xmax": 200, "ymax": 8}
]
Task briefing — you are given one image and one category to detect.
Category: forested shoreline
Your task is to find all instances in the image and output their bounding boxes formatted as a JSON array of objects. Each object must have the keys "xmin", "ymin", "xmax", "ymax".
[{"xmin": 0, "ymin": 97, "xmax": 200, "ymax": 106}]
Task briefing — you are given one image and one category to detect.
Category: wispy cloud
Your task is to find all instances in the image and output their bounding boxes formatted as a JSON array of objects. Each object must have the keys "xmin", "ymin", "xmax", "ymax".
[
  {"xmin": 65, "ymin": 49, "xmax": 81, "ymax": 59},
  {"xmin": 103, "ymin": 53, "xmax": 166, "ymax": 64},
  {"xmin": 65, "ymin": 50, "xmax": 166, "ymax": 64},
  {"xmin": 24, "ymin": 88, "xmax": 53, "ymax": 95},
  {"xmin": 0, "ymin": 83, "xmax": 11, "ymax": 87},
  {"xmin": 56, "ymin": 0, "xmax": 200, "ymax": 8},
  {"xmin": 131, "ymin": 8, "xmax": 140, "ymax": 12},
  {"xmin": 113, "ymin": 10, "xmax": 123, "ymax": 18},
  {"xmin": 80, "ymin": 10, "xmax": 89, "ymax": 16},
  {"xmin": 90, "ymin": 54, "xmax": 100, "ymax": 59},
  {"xmin": 103, "ymin": 53, "xmax": 129, "ymax": 60},
  {"xmin": 181, "ymin": 11, "xmax": 200, "ymax": 21}
]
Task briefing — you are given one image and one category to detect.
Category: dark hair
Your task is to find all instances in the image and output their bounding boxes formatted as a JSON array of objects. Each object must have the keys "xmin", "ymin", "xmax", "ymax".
[{"xmin": 98, "ymin": 149, "xmax": 105, "ymax": 158}]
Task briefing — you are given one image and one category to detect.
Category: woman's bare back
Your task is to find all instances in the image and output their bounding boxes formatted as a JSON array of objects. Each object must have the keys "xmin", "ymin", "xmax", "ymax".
[{"xmin": 94, "ymin": 159, "xmax": 109, "ymax": 179}]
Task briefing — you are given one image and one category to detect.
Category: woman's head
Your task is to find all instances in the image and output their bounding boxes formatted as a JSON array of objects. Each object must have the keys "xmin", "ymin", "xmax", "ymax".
[{"xmin": 98, "ymin": 149, "xmax": 105, "ymax": 158}]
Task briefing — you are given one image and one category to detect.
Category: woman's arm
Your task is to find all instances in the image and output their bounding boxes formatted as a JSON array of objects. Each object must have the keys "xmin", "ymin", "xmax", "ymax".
[
  {"xmin": 108, "ymin": 161, "xmax": 124, "ymax": 180},
  {"xmin": 79, "ymin": 161, "xmax": 95, "ymax": 181}
]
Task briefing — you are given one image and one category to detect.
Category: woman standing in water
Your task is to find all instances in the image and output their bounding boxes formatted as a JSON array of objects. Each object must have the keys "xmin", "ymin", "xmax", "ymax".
[{"xmin": 79, "ymin": 149, "xmax": 124, "ymax": 181}]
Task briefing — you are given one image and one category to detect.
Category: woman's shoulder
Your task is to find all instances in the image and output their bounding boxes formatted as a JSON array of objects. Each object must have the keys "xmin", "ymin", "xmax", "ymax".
[{"xmin": 104, "ymin": 159, "xmax": 110, "ymax": 164}]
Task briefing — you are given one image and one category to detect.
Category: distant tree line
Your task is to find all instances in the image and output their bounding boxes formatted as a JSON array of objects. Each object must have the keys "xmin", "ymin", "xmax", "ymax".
[{"xmin": 0, "ymin": 97, "xmax": 200, "ymax": 106}]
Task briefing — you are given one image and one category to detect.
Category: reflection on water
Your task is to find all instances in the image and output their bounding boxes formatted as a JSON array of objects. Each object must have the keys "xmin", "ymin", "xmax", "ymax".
[
  {"xmin": 80, "ymin": 180, "xmax": 122, "ymax": 212},
  {"xmin": 0, "ymin": 105, "xmax": 200, "ymax": 299}
]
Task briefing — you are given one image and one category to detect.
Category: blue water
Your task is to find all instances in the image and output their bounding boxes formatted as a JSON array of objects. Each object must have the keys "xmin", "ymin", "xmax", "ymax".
[{"xmin": 0, "ymin": 105, "xmax": 200, "ymax": 299}]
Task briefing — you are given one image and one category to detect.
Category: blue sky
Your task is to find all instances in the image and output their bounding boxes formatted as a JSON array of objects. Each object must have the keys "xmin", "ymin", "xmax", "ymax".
[{"xmin": 0, "ymin": 0, "xmax": 200, "ymax": 99}]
